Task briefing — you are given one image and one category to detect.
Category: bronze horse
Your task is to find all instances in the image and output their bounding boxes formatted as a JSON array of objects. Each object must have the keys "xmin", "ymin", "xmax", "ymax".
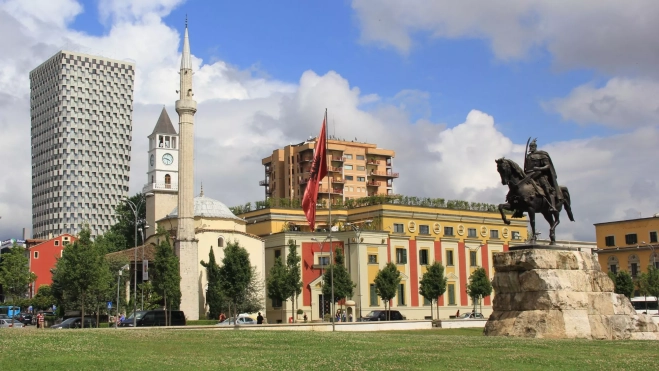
[{"xmin": 495, "ymin": 158, "xmax": 574, "ymax": 244}]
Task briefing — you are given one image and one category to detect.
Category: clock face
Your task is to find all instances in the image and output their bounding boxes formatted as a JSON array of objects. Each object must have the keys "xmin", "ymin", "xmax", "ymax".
[
  {"xmin": 162, "ymin": 153, "xmax": 174, "ymax": 165},
  {"xmin": 150, "ymin": 154, "xmax": 154, "ymax": 166}
]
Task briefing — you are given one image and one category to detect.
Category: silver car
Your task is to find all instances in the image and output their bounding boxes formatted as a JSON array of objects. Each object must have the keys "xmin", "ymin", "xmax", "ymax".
[
  {"xmin": 216, "ymin": 317, "xmax": 256, "ymax": 326},
  {"xmin": 0, "ymin": 318, "xmax": 25, "ymax": 328}
]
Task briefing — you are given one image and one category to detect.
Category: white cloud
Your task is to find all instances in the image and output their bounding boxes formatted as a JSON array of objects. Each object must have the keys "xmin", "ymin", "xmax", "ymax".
[
  {"xmin": 544, "ymin": 78, "xmax": 659, "ymax": 128},
  {"xmin": 352, "ymin": 0, "xmax": 659, "ymax": 75}
]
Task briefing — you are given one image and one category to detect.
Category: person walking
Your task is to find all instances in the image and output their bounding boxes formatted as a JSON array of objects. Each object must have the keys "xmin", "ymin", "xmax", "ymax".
[
  {"xmin": 37, "ymin": 313, "xmax": 44, "ymax": 329},
  {"xmin": 257, "ymin": 312, "xmax": 264, "ymax": 325},
  {"xmin": 219, "ymin": 312, "xmax": 226, "ymax": 322}
]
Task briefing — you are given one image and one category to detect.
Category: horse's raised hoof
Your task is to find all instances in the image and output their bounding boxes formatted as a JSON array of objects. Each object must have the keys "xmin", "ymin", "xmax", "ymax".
[{"xmin": 504, "ymin": 220, "xmax": 511, "ymax": 225}]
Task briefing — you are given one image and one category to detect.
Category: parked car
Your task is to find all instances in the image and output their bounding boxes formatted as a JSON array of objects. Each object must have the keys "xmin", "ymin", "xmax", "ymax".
[
  {"xmin": 16, "ymin": 313, "xmax": 33, "ymax": 325},
  {"xmin": 458, "ymin": 312, "xmax": 485, "ymax": 319},
  {"xmin": 0, "ymin": 318, "xmax": 25, "ymax": 328},
  {"xmin": 360, "ymin": 310, "xmax": 406, "ymax": 321},
  {"xmin": 216, "ymin": 316, "xmax": 256, "ymax": 326},
  {"xmin": 119, "ymin": 310, "xmax": 186, "ymax": 327},
  {"xmin": 51, "ymin": 317, "xmax": 97, "ymax": 329}
]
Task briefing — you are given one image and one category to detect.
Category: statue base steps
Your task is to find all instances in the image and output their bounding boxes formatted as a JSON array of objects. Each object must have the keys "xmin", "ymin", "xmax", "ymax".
[{"xmin": 484, "ymin": 248, "xmax": 659, "ymax": 339}]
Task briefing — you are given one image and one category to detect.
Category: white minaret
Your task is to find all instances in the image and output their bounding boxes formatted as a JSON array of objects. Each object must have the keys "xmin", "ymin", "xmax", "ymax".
[
  {"xmin": 144, "ymin": 107, "xmax": 179, "ymax": 238},
  {"xmin": 175, "ymin": 20, "xmax": 199, "ymax": 320}
]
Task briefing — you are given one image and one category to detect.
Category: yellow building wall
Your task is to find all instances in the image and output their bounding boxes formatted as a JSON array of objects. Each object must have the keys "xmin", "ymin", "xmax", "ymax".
[{"xmin": 595, "ymin": 217, "xmax": 659, "ymax": 276}]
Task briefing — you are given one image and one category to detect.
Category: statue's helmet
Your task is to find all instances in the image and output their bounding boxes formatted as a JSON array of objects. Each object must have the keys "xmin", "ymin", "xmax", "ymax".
[{"xmin": 529, "ymin": 138, "xmax": 538, "ymax": 150}]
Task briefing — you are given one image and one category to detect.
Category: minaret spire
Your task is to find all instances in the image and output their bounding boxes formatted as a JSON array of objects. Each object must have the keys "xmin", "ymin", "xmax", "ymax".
[{"xmin": 181, "ymin": 18, "xmax": 192, "ymax": 70}]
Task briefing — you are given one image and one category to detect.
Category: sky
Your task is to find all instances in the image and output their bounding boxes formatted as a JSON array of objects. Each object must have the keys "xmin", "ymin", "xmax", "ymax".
[{"xmin": 2, "ymin": 0, "xmax": 659, "ymax": 242}]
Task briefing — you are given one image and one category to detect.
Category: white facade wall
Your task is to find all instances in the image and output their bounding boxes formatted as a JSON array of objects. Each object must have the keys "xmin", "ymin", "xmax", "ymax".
[{"xmin": 29, "ymin": 50, "xmax": 135, "ymax": 238}]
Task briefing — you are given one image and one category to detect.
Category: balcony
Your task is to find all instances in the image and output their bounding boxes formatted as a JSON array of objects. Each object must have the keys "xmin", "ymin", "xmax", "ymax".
[
  {"xmin": 367, "ymin": 159, "xmax": 381, "ymax": 165},
  {"xmin": 300, "ymin": 156, "xmax": 313, "ymax": 162},
  {"xmin": 319, "ymin": 188, "xmax": 344, "ymax": 195},
  {"xmin": 369, "ymin": 170, "xmax": 399, "ymax": 178},
  {"xmin": 328, "ymin": 166, "xmax": 342, "ymax": 172},
  {"xmin": 259, "ymin": 180, "xmax": 268, "ymax": 186},
  {"xmin": 331, "ymin": 157, "xmax": 345, "ymax": 162},
  {"xmin": 299, "ymin": 178, "xmax": 309, "ymax": 185},
  {"xmin": 366, "ymin": 180, "xmax": 381, "ymax": 187},
  {"xmin": 332, "ymin": 178, "xmax": 345, "ymax": 184},
  {"xmin": 265, "ymin": 166, "xmax": 272, "ymax": 174},
  {"xmin": 142, "ymin": 182, "xmax": 178, "ymax": 193}
]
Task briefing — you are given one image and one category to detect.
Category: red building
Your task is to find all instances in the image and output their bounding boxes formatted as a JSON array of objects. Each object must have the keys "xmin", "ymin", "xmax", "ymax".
[{"xmin": 28, "ymin": 234, "xmax": 77, "ymax": 297}]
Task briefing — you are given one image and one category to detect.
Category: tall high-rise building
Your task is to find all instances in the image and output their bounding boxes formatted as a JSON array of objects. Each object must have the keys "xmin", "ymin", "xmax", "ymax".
[
  {"xmin": 30, "ymin": 51, "xmax": 135, "ymax": 238},
  {"xmin": 260, "ymin": 139, "xmax": 398, "ymax": 204}
]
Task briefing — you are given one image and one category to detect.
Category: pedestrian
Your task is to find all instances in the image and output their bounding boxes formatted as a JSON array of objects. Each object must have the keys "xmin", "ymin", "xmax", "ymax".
[
  {"xmin": 219, "ymin": 312, "xmax": 226, "ymax": 322},
  {"xmin": 348, "ymin": 313, "xmax": 353, "ymax": 322},
  {"xmin": 303, "ymin": 313, "xmax": 308, "ymax": 323},
  {"xmin": 37, "ymin": 313, "xmax": 44, "ymax": 329},
  {"xmin": 257, "ymin": 312, "xmax": 264, "ymax": 325}
]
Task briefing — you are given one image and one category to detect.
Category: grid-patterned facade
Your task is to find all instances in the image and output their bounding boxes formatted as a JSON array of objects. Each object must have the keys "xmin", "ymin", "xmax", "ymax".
[{"xmin": 30, "ymin": 51, "xmax": 135, "ymax": 238}]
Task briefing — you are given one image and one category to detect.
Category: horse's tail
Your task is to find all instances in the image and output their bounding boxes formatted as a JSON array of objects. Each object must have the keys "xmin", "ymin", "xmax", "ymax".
[{"xmin": 560, "ymin": 186, "xmax": 575, "ymax": 222}]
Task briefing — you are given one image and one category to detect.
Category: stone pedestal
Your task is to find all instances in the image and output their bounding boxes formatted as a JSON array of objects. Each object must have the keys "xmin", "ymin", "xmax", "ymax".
[{"xmin": 484, "ymin": 247, "xmax": 659, "ymax": 339}]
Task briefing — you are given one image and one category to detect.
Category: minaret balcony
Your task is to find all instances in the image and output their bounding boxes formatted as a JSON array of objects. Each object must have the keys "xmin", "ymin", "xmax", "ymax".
[
  {"xmin": 143, "ymin": 182, "xmax": 178, "ymax": 193},
  {"xmin": 175, "ymin": 99, "xmax": 197, "ymax": 113}
]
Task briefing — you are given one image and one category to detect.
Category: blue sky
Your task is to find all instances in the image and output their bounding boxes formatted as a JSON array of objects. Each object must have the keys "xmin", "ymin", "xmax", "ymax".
[{"xmin": 2, "ymin": 0, "xmax": 659, "ymax": 241}]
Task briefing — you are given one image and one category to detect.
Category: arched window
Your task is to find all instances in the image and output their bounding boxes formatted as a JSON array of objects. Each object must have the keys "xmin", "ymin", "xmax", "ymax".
[
  {"xmin": 628, "ymin": 254, "xmax": 640, "ymax": 278},
  {"xmin": 607, "ymin": 256, "xmax": 619, "ymax": 274},
  {"xmin": 165, "ymin": 174, "xmax": 171, "ymax": 188},
  {"xmin": 218, "ymin": 236, "xmax": 225, "ymax": 248}
]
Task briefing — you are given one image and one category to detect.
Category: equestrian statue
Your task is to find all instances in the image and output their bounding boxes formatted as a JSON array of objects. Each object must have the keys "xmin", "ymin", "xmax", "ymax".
[{"xmin": 495, "ymin": 138, "xmax": 574, "ymax": 245}]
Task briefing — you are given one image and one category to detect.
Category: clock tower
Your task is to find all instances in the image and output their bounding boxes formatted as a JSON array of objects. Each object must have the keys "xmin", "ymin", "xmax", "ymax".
[{"xmin": 144, "ymin": 107, "xmax": 179, "ymax": 237}]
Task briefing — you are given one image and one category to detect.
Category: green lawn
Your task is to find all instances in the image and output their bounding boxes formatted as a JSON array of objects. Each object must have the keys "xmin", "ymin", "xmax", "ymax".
[{"xmin": 1, "ymin": 327, "xmax": 657, "ymax": 370}]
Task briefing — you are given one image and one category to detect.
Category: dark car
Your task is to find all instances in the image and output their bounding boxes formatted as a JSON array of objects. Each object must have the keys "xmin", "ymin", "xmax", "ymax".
[
  {"xmin": 16, "ymin": 313, "xmax": 33, "ymax": 325},
  {"xmin": 360, "ymin": 310, "xmax": 406, "ymax": 321},
  {"xmin": 119, "ymin": 310, "xmax": 186, "ymax": 327},
  {"xmin": 51, "ymin": 317, "xmax": 97, "ymax": 329}
]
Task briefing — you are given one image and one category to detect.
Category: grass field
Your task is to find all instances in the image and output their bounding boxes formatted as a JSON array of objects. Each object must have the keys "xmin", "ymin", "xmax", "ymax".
[{"xmin": 1, "ymin": 327, "xmax": 657, "ymax": 370}]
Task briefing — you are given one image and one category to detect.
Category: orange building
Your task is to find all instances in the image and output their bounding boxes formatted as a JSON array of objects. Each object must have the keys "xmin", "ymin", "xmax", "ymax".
[
  {"xmin": 260, "ymin": 138, "xmax": 397, "ymax": 204},
  {"xmin": 28, "ymin": 234, "xmax": 77, "ymax": 296}
]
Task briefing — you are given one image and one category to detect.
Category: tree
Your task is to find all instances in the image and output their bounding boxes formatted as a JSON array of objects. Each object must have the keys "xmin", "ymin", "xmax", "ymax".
[
  {"xmin": 151, "ymin": 228, "xmax": 181, "ymax": 325},
  {"xmin": 285, "ymin": 239, "xmax": 302, "ymax": 323},
  {"xmin": 201, "ymin": 247, "xmax": 223, "ymax": 320},
  {"xmin": 51, "ymin": 227, "xmax": 108, "ymax": 328},
  {"xmin": 218, "ymin": 240, "xmax": 257, "ymax": 323},
  {"xmin": 266, "ymin": 257, "xmax": 289, "ymax": 323},
  {"xmin": 419, "ymin": 262, "xmax": 447, "ymax": 320},
  {"xmin": 94, "ymin": 230, "xmax": 128, "ymax": 254},
  {"xmin": 0, "ymin": 243, "xmax": 36, "ymax": 302},
  {"xmin": 110, "ymin": 192, "xmax": 147, "ymax": 249},
  {"xmin": 610, "ymin": 271, "xmax": 635, "ymax": 299},
  {"xmin": 374, "ymin": 262, "xmax": 401, "ymax": 321},
  {"xmin": 322, "ymin": 247, "xmax": 356, "ymax": 319},
  {"xmin": 645, "ymin": 267, "xmax": 659, "ymax": 308},
  {"xmin": 467, "ymin": 267, "xmax": 492, "ymax": 314},
  {"xmin": 32, "ymin": 285, "xmax": 56, "ymax": 311}
]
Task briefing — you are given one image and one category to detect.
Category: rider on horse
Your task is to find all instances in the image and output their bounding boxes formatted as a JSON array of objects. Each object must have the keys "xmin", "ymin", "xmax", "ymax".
[{"xmin": 524, "ymin": 138, "xmax": 563, "ymax": 213}]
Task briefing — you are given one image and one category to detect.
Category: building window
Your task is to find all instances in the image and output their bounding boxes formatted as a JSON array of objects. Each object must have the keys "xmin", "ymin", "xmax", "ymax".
[
  {"xmin": 448, "ymin": 284, "xmax": 456, "ymax": 305},
  {"xmin": 165, "ymin": 174, "xmax": 171, "ymax": 188},
  {"xmin": 345, "ymin": 175, "xmax": 354, "ymax": 181},
  {"xmin": 396, "ymin": 248, "xmax": 407, "ymax": 264},
  {"xmin": 344, "ymin": 165, "xmax": 353, "ymax": 170},
  {"xmin": 393, "ymin": 223, "xmax": 404, "ymax": 233},
  {"xmin": 423, "ymin": 296, "xmax": 431, "ymax": 306},
  {"xmin": 357, "ymin": 166, "xmax": 365, "ymax": 171},
  {"xmin": 357, "ymin": 176, "xmax": 365, "ymax": 182},
  {"xmin": 345, "ymin": 154, "xmax": 353, "ymax": 159},
  {"xmin": 398, "ymin": 284, "xmax": 405, "ymax": 306},
  {"xmin": 625, "ymin": 234, "xmax": 638, "ymax": 245},
  {"xmin": 470, "ymin": 251, "xmax": 477, "ymax": 267},
  {"xmin": 370, "ymin": 284, "xmax": 378, "ymax": 306},
  {"xmin": 631, "ymin": 263, "xmax": 639, "ymax": 278},
  {"xmin": 34, "ymin": 251, "xmax": 39, "ymax": 259},
  {"xmin": 444, "ymin": 226, "xmax": 454, "ymax": 236},
  {"xmin": 468, "ymin": 228, "xmax": 477, "ymax": 238},
  {"xmin": 318, "ymin": 256, "xmax": 330, "ymax": 266},
  {"xmin": 217, "ymin": 236, "xmax": 224, "ymax": 248},
  {"xmin": 446, "ymin": 250, "xmax": 454, "ymax": 266},
  {"xmin": 274, "ymin": 249, "xmax": 281, "ymax": 260},
  {"xmin": 605, "ymin": 236, "xmax": 615, "ymax": 247},
  {"xmin": 650, "ymin": 231, "xmax": 658, "ymax": 243},
  {"xmin": 512, "ymin": 231, "xmax": 520, "ymax": 240},
  {"xmin": 356, "ymin": 155, "xmax": 365, "ymax": 160},
  {"xmin": 419, "ymin": 225, "xmax": 430, "ymax": 235},
  {"xmin": 490, "ymin": 230, "xmax": 499, "ymax": 239},
  {"xmin": 609, "ymin": 264, "xmax": 617, "ymax": 274},
  {"xmin": 54, "ymin": 240, "xmax": 60, "ymax": 246},
  {"xmin": 419, "ymin": 249, "xmax": 429, "ymax": 265},
  {"xmin": 272, "ymin": 298, "xmax": 282, "ymax": 308},
  {"xmin": 368, "ymin": 254, "xmax": 378, "ymax": 264}
]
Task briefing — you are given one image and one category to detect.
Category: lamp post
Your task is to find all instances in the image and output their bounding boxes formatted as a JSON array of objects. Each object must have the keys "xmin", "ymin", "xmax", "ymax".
[
  {"xmin": 121, "ymin": 192, "xmax": 153, "ymax": 327},
  {"xmin": 641, "ymin": 241, "xmax": 658, "ymax": 269},
  {"xmin": 138, "ymin": 225, "xmax": 149, "ymax": 311},
  {"xmin": 345, "ymin": 220, "xmax": 372, "ymax": 321},
  {"xmin": 312, "ymin": 236, "xmax": 330, "ymax": 321},
  {"xmin": 116, "ymin": 264, "xmax": 129, "ymax": 329}
]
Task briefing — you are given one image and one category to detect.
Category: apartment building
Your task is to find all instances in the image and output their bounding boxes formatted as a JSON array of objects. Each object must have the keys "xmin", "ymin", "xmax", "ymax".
[
  {"xmin": 595, "ymin": 216, "xmax": 659, "ymax": 278},
  {"xmin": 30, "ymin": 51, "xmax": 135, "ymax": 238},
  {"xmin": 260, "ymin": 138, "xmax": 397, "ymax": 204}
]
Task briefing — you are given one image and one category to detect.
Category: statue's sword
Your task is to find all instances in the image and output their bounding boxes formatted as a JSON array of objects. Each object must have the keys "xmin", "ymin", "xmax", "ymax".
[{"xmin": 523, "ymin": 136, "xmax": 531, "ymax": 170}]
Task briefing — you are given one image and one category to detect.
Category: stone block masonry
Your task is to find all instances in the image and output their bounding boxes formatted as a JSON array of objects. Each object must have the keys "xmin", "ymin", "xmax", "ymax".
[{"xmin": 484, "ymin": 248, "xmax": 659, "ymax": 339}]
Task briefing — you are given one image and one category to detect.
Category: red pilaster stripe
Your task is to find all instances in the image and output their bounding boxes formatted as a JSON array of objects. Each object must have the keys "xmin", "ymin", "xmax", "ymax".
[
  {"xmin": 434, "ymin": 240, "xmax": 444, "ymax": 306},
  {"xmin": 409, "ymin": 240, "xmax": 419, "ymax": 307},
  {"xmin": 481, "ymin": 243, "xmax": 491, "ymax": 305},
  {"xmin": 301, "ymin": 242, "xmax": 316, "ymax": 307},
  {"xmin": 503, "ymin": 243, "xmax": 509, "ymax": 252},
  {"xmin": 458, "ymin": 241, "xmax": 468, "ymax": 306},
  {"xmin": 387, "ymin": 237, "xmax": 391, "ymax": 263}
]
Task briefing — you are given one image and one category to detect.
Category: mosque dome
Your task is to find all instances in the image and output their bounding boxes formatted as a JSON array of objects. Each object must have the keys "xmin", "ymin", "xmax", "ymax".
[{"xmin": 166, "ymin": 193, "xmax": 243, "ymax": 221}]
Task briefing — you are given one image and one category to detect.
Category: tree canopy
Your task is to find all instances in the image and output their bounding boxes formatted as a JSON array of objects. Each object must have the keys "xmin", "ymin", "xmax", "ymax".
[
  {"xmin": 110, "ymin": 192, "xmax": 147, "ymax": 249},
  {"xmin": 609, "ymin": 271, "xmax": 635, "ymax": 299},
  {"xmin": 419, "ymin": 262, "xmax": 447, "ymax": 320},
  {"xmin": 374, "ymin": 262, "xmax": 401, "ymax": 320},
  {"xmin": 467, "ymin": 267, "xmax": 492, "ymax": 313},
  {"xmin": 201, "ymin": 246, "xmax": 223, "ymax": 320},
  {"xmin": 218, "ymin": 240, "xmax": 262, "ymax": 322},
  {"xmin": 266, "ymin": 256, "xmax": 288, "ymax": 322},
  {"xmin": 286, "ymin": 239, "xmax": 302, "ymax": 322},
  {"xmin": 151, "ymin": 228, "xmax": 181, "ymax": 323},
  {"xmin": 0, "ymin": 243, "xmax": 36, "ymax": 302},
  {"xmin": 322, "ymin": 247, "xmax": 355, "ymax": 306}
]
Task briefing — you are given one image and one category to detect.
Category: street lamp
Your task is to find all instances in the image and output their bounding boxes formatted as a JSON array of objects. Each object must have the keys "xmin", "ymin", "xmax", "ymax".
[
  {"xmin": 138, "ymin": 225, "xmax": 149, "ymax": 311},
  {"xmin": 121, "ymin": 192, "xmax": 153, "ymax": 327},
  {"xmin": 311, "ymin": 236, "xmax": 330, "ymax": 321},
  {"xmin": 116, "ymin": 264, "xmax": 129, "ymax": 329},
  {"xmin": 345, "ymin": 220, "xmax": 372, "ymax": 321},
  {"xmin": 641, "ymin": 242, "xmax": 658, "ymax": 269}
]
